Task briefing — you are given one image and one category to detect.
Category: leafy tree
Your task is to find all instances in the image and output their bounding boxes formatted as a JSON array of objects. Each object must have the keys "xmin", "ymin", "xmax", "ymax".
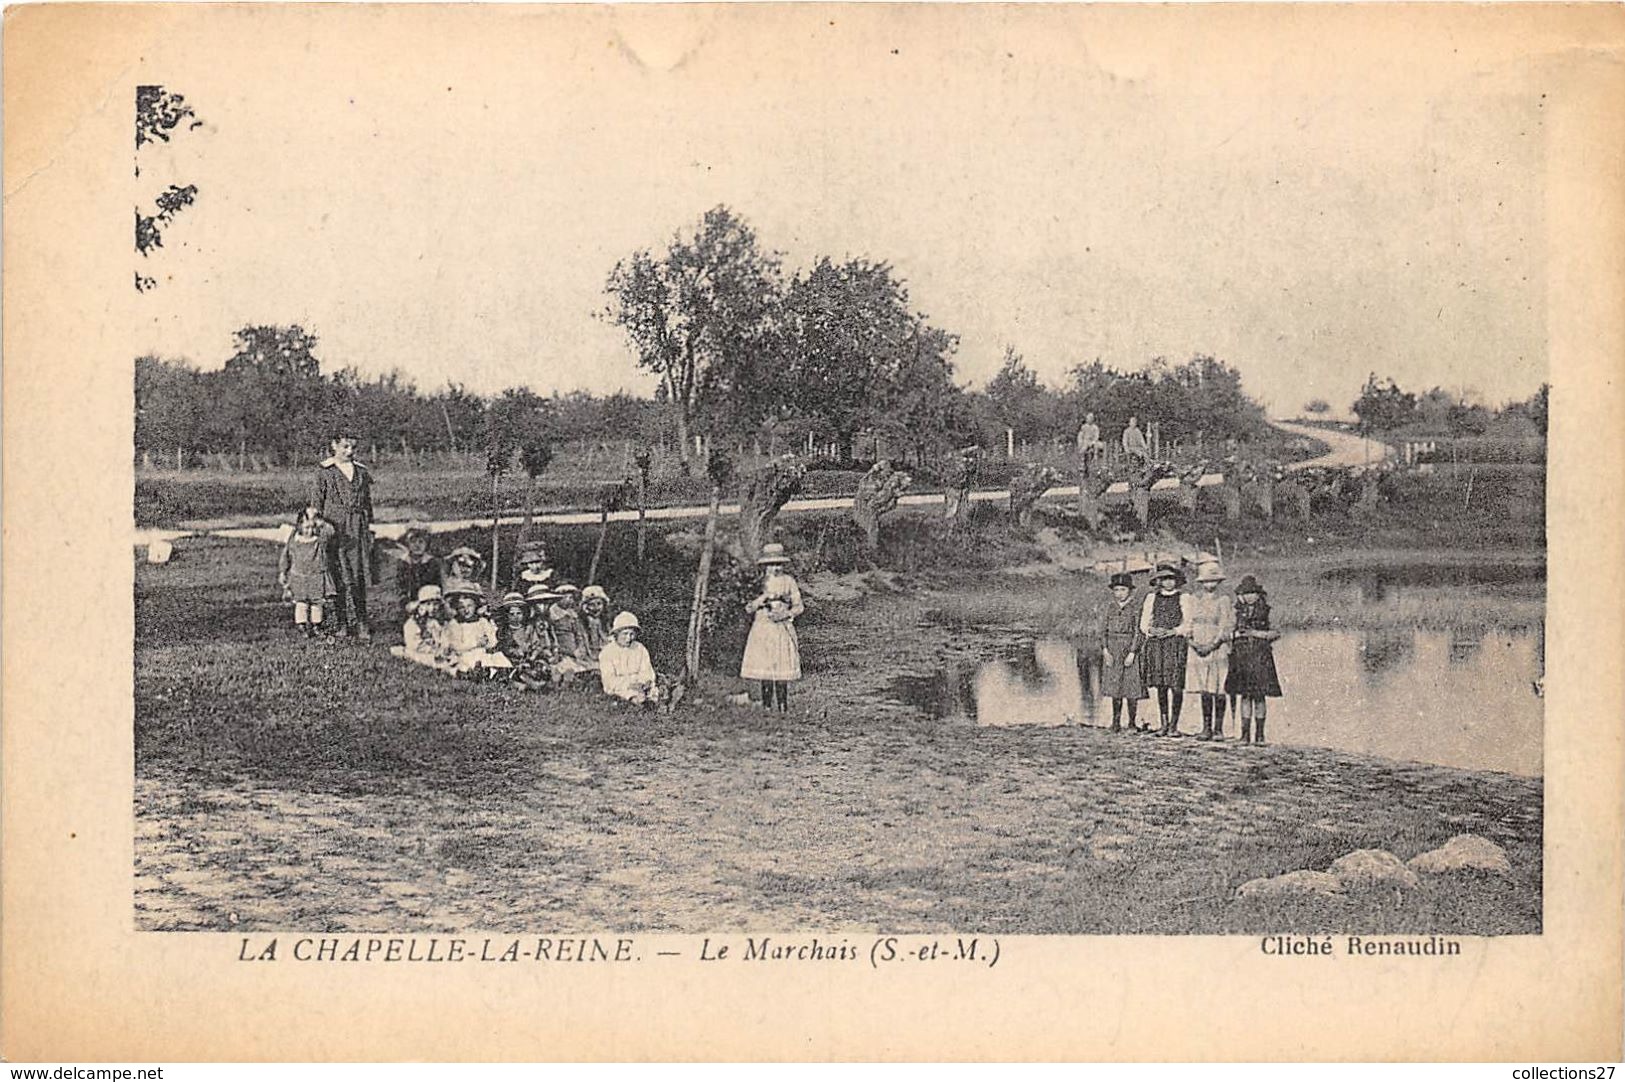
[
  {"xmin": 778, "ymin": 258, "xmax": 919, "ymax": 459},
  {"xmin": 985, "ymin": 346, "xmax": 1052, "ymax": 441},
  {"xmin": 216, "ymin": 324, "xmax": 328, "ymax": 457},
  {"xmin": 603, "ymin": 206, "xmax": 783, "ymax": 471},
  {"xmin": 135, "ymin": 87, "xmax": 205, "ymax": 291},
  {"xmin": 1352, "ymin": 373, "xmax": 1418, "ymax": 433}
]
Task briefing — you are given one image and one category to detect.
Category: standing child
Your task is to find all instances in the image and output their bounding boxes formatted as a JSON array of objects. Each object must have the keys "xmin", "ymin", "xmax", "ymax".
[
  {"xmin": 1186, "ymin": 560, "xmax": 1237, "ymax": 741},
  {"xmin": 1098, "ymin": 571, "xmax": 1147, "ymax": 732},
  {"xmin": 1139, "ymin": 562, "xmax": 1193, "ymax": 736},
  {"xmin": 599, "ymin": 612, "xmax": 661, "ymax": 705},
  {"xmin": 441, "ymin": 580, "xmax": 512, "ymax": 677},
  {"xmin": 740, "ymin": 543, "xmax": 804, "ymax": 713},
  {"xmin": 1226, "ymin": 575, "xmax": 1283, "ymax": 745},
  {"xmin": 390, "ymin": 585, "xmax": 455, "ymax": 671},
  {"xmin": 278, "ymin": 508, "xmax": 335, "ymax": 639},
  {"xmin": 305, "ymin": 426, "xmax": 375, "ymax": 640}
]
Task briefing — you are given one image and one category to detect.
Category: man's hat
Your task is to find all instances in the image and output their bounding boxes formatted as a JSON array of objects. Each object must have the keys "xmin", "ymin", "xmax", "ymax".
[
  {"xmin": 1235, "ymin": 575, "xmax": 1264, "ymax": 595},
  {"xmin": 1153, "ymin": 561, "xmax": 1186, "ymax": 586},
  {"xmin": 1109, "ymin": 572, "xmax": 1135, "ymax": 589}
]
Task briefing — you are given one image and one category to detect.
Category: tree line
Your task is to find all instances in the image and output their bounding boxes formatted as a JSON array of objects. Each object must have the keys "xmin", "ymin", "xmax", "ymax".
[
  {"xmin": 136, "ymin": 205, "xmax": 1282, "ymax": 470},
  {"xmin": 1350, "ymin": 374, "xmax": 1548, "ymax": 438}
]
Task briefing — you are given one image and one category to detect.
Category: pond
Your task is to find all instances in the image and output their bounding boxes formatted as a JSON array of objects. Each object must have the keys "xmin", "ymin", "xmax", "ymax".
[
  {"xmin": 890, "ymin": 628, "xmax": 1544, "ymax": 777},
  {"xmin": 1319, "ymin": 561, "xmax": 1545, "ymax": 603}
]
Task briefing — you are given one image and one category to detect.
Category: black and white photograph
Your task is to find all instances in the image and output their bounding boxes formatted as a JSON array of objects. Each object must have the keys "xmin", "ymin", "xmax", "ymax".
[
  {"xmin": 125, "ymin": 6, "xmax": 1554, "ymax": 937},
  {"xmin": 6, "ymin": 1, "xmax": 1624, "ymax": 1064}
]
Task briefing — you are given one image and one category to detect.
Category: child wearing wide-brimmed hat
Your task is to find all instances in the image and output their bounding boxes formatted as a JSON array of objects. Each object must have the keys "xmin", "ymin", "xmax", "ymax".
[
  {"xmin": 440, "ymin": 579, "xmax": 512, "ymax": 677},
  {"xmin": 1185, "ymin": 559, "xmax": 1237, "ymax": 741},
  {"xmin": 599, "ymin": 611, "xmax": 661, "ymax": 705},
  {"xmin": 1225, "ymin": 574, "xmax": 1283, "ymax": 744},
  {"xmin": 1139, "ymin": 561, "xmax": 1193, "ymax": 735},
  {"xmin": 1098, "ymin": 570, "xmax": 1148, "ymax": 732},
  {"xmin": 579, "ymin": 585, "xmax": 612, "ymax": 670},
  {"xmin": 445, "ymin": 546, "xmax": 487, "ymax": 586},
  {"xmin": 741, "ymin": 543, "xmax": 804, "ymax": 712},
  {"xmin": 390, "ymin": 584, "xmax": 456, "ymax": 671},
  {"xmin": 278, "ymin": 507, "xmax": 336, "ymax": 640}
]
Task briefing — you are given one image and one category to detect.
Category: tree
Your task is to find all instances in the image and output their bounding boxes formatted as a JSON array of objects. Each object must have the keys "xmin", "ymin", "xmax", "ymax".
[
  {"xmin": 483, "ymin": 389, "xmax": 538, "ymax": 588},
  {"xmin": 737, "ymin": 455, "xmax": 806, "ymax": 564},
  {"xmin": 779, "ymin": 258, "xmax": 922, "ymax": 460},
  {"xmin": 603, "ymin": 206, "xmax": 783, "ymax": 473},
  {"xmin": 852, "ymin": 460, "xmax": 911, "ymax": 552},
  {"xmin": 517, "ymin": 437, "xmax": 555, "ymax": 543},
  {"xmin": 135, "ymin": 87, "xmax": 205, "ymax": 291},
  {"xmin": 985, "ymin": 347, "xmax": 1053, "ymax": 443},
  {"xmin": 685, "ymin": 450, "xmax": 735, "ymax": 680},
  {"xmin": 134, "ymin": 356, "xmax": 203, "ymax": 463},
  {"xmin": 217, "ymin": 324, "xmax": 327, "ymax": 459},
  {"xmin": 1352, "ymin": 373, "xmax": 1418, "ymax": 433}
]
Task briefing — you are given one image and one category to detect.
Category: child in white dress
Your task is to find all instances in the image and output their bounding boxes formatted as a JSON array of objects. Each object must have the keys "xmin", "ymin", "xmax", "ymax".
[{"xmin": 740, "ymin": 543, "xmax": 804, "ymax": 712}]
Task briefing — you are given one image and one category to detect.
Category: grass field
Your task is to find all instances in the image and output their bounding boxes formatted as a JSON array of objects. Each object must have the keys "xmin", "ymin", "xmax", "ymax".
[{"xmin": 134, "ymin": 509, "xmax": 1542, "ymax": 934}]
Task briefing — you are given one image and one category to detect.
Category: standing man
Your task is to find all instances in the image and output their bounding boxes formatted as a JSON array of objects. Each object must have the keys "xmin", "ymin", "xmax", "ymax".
[
  {"xmin": 1076, "ymin": 411, "xmax": 1104, "ymax": 476},
  {"xmin": 1122, "ymin": 415, "xmax": 1150, "ymax": 464},
  {"xmin": 307, "ymin": 424, "xmax": 375, "ymax": 641}
]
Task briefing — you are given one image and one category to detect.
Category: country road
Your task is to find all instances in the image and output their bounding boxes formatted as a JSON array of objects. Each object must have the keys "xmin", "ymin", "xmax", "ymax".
[
  {"xmin": 1272, "ymin": 419, "xmax": 1394, "ymax": 471},
  {"xmin": 133, "ymin": 420, "xmax": 1393, "ymax": 550}
]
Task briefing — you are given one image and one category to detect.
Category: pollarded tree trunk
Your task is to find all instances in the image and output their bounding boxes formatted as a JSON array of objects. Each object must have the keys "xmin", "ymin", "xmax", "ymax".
[
  {"xmin": 737, "ymin": 454, "xmax": 807, "ymax": 563},
  {"xmin": 942, "ymin": 447, "xmax": 979, "ymax": 535},
  {"xmin": 1130, "ymin": 485, "xmax": 1151, "ymax": 528},
  {"xmin": 1246, "ymin": 477, "xmax": 1275, "ymax": 519},
  {"xmin": 1276, "ymin": 480, "xmax": 1310, "ymax": 520},
  {"xmin": 852, "ymin": 460, "xmax": 911, "ymax": 552},
  {"xmin": 1222, "ymin": 484, "xmax": 1243, "ymax": 522},
  {"xmin": 1008, "ymin": 464, "xmax": 1061, "ymax": 527}
]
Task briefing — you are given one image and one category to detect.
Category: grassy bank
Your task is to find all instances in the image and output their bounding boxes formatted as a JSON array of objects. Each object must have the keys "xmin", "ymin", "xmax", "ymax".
[{"xmin": 135, "ymin": 513, "xmax": 1542, "ymax": 934}]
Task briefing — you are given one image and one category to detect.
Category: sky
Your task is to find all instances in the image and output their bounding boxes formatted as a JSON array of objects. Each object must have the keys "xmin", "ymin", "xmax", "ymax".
[{"xmin": 133, "ymin": 6, "xmax": 1551, "ymax": 415}]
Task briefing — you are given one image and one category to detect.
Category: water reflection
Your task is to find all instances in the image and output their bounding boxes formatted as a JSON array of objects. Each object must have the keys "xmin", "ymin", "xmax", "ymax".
[{"xmin": 895, "ymin": 627, "xmax": 1544, "ymax": 777}]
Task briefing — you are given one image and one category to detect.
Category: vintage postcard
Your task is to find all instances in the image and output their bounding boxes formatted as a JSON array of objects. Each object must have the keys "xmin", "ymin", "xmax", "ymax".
[{"xmin": 3, "ymin": 2, "xmax": 1622, "ymax": 1062}]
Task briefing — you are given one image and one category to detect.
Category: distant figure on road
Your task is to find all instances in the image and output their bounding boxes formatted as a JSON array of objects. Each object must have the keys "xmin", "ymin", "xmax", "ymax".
[
  {"xmin": 1122, "ymin": 416, "xmax": 1150, "ymax": 464},
  {"xmin": 1077, "ymin": 412, "xmax": 1104, "ymax": 476}
]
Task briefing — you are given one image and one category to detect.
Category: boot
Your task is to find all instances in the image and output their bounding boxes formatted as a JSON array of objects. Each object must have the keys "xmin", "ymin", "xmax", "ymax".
[
  {"xmin": 299, "ymin": 623, "xmax": 314, "ymax": 640},
  {"xmin": 1241, "ymin": 717, "xmax": 1253, "ymax": 744},
  {"xmin": 1255, "ymin": 718, "xmax": 1266, "ymax": 745}
]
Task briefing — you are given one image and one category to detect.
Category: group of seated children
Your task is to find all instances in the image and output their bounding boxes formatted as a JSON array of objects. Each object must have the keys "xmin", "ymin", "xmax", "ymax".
[{"xmin": 381, "ymin": 530, "xmax": 664, "ymax": 706}]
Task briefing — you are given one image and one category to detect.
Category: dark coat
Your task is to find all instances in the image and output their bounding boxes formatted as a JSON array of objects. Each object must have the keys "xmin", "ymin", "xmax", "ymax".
[{"xmin": 309, "ymin": 459, "xmax": 375, "ymax": 584}]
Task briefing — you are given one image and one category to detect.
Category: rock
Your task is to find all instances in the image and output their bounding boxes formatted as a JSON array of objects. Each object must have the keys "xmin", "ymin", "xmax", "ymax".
[
  {"xmin": 146, "ymin": 539, "xmax": 174, "ymax": 564},
  {"xmin": 1407, "ymin": 834, "xmax": 1512, "ymax": 876},
  {"xmin": 1328, "ymin": 848, "xmax": 1420, "ymax": 891},
  {"xmin": 1235, "ymin": 870, "xmax": 1346, "ymax": 899}
]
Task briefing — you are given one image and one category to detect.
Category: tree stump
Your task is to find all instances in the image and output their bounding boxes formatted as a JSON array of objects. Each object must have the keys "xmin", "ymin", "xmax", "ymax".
[
  {"xmin": 1276, "ymin": 480, "xmax": 1310, "ymax": 520},
  {"xmin": 1009, "ymin": 464, "xmax": 1062, "ymax": 527},
  {"xmin": 1247, "ymin": 478, "xmax": 1275, "ymax": 519},
  {"xmin": 1222, "ymin": 484, "xmax": 1242, "ymax": 522},
  {"xmin": 738, "ymin": 454, "xmax": 807, "ymax": 563},
  {"xmin": 852, "ymin": 460, "xmax": 911, "ymax": 551},
  {"xmin": 942, "ymin": 446, "xmax": 980, "ymax": 535},
  {"xmin": 1176, "ymin": 482, "xmax": 1199, "ymax": 513},
  {"xmin": 1130, "ymin": 486, "xmax": 1151, "ymax": 528},
  {"xmin": 1076, "ymin": 474, "xmax": 1104, "ymax": 532}
]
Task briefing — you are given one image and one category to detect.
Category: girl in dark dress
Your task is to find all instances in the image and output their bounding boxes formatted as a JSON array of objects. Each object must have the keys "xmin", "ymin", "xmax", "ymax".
[
  {"xmin": 1138, "ymin": 562, "xmax": 1193, "ymax": 736},
  {"xmin": 1225, "ymin": 575, "xmax": 1283, "ymax": 744}
]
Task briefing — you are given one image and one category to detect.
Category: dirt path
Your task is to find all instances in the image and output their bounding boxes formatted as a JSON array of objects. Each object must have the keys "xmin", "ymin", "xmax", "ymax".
[{"xmin": 1272, "ymin": 419, "xmax": 1394, "ymax": 470}]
